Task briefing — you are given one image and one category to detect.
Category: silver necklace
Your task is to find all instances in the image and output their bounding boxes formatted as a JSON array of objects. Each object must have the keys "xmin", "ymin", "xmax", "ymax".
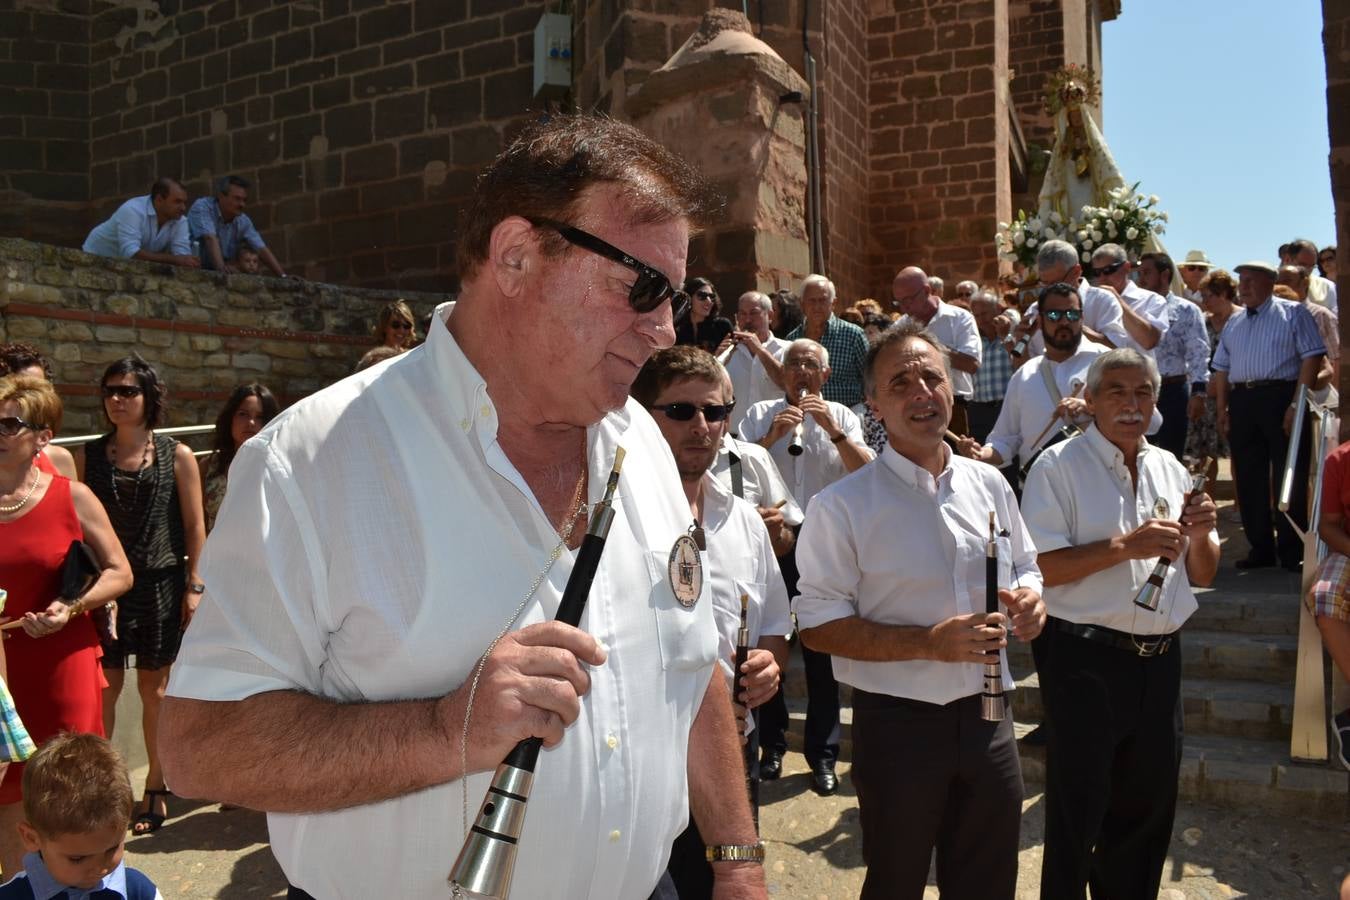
[
  {"xmin": 0, "ymin": 466, "xmax": 40, "ymax": 514},
  {"xmin": 110, "ymin": 433, "xmax": 153, "ymax": 509},
  {"xmin": 459, "ymin": 468, "xmax": 589, "ymax": 836}
]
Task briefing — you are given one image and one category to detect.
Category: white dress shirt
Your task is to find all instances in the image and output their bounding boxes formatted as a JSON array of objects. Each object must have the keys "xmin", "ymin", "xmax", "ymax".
[
  {"xmin": 1119, "ymin": 281, "xmax": 1171, "ymax": 356},
  {"xmin": 724, "ymin": 334, "xmax": 789, "ymax": 436},
  {"xmin": 711, "ymin": 435, "xmax": 803, "ymax": 527},
  {"xmin": 81, "ymin": 195, "xmax": 190, "ymax": 259},
  {"xmin": 1026, "ymin": 280, "xmax": 1130, "ymax": 354},
  {"xmin": 1020, "ymin": 425, "xmax": 1217, "ymax": 636},
  {"xmin": 168, "ymin": 304, "xmax": 718, "ymax": 899},
  {"xmin": 1309, "ymin": 273, "xmax": 1339, "ymax": 316},
  {"xmin": 739, "ymin": 397, "xmax": 873, "ymax": 506},
  {"xmin": 699, "ymin": 472, "xmax": 793, "ymax": 724},
  {"xmin": 900, "ymin": 302, "xmax": 982, "ymax": 399},
  {"xmin": 794, "ymin": 444, "xmax": 1042, "ymax": 705},
  {"xmin": 984, "ymin": 343, "xmax": 1108, "ymax": 465}
]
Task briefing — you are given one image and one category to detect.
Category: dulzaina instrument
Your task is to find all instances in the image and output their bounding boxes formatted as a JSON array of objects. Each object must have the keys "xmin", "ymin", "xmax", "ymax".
[{"xmin": 981, "ymin": 511, "xmax": 1005, "ymax": 723}]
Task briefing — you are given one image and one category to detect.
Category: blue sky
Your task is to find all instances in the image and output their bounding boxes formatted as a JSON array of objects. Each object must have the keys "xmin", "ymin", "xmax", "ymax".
[{"xmin": 1100, "ymin": 0, "xmax": 1334, "ymax": 271}]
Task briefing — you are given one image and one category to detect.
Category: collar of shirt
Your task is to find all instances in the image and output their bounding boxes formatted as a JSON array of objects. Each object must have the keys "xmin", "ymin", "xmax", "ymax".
[
  {"xmin": 1082, "ymin": 422, "xmax": 1154, "ymax": 488},
  {"xmin": 877, "ymin": 440, "xmax": 951, "ymax": 498},
  {"xmin": 19, "ymin": 852, "xmax": 127, "ymax": 900},
  {"xmin": 135, "ymin": 194, "xmax": 160, "ymax": 230}
]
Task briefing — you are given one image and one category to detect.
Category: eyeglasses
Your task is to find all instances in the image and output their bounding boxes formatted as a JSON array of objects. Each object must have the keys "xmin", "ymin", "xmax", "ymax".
[
  {"xmin": 102, "ymin": 385, "xmax": 144, "ymax": 399},
  {"xmin": 1091, "ymin": 260, "xmax": 1126, "ymax": 278},
  {"xmin": 1043, "ymin": 309, "xmax": 1083, "ymax": 323},
  {"xmin": 530, "ymin": 218, "xmax": 689, "ymax": 321},
  {"xmin": 389, "ymin": 321, "xmax": 412, "ymax": 331},
  {"xmin": 649, "ymin": 402, "xmax": 735, "ymax": 423},
  {"xmin": 0, "ymin": 416, "xmax": 42, "ymax": 436},
  {"xmin": 785, "ymin": 358, "xmax": 823, "ymax": 371}
]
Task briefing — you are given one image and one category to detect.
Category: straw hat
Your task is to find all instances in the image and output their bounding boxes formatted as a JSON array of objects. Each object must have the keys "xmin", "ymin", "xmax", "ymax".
[{"xmin": 1179, "ymin": 250, "xmax": 1213, "ymax": 269}]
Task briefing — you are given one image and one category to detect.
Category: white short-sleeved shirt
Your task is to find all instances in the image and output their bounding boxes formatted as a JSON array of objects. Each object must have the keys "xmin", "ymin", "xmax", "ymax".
[
  {"xmin": 900, "ymin": 302, "xmax": 982, "ymax": 398},
  {"xmin": 81, "ymin": 195, "xmax": 190, "ymax": 259},
  {"xmin": 711, "ymin": 435, "xmax": 803, "ymax": 527},
  {"xmin": 1119, "ymin": 281, "xmax": 1171, "ymax": 356},
  {"xmin": 739, "ymin": 397, "xmax": 873, "ymax": 507},
  {"xmin": 724, "ymin": 334, "xmax": 789, "ymax": 436},
  {"xmin": 984, "ymin": 343, "xmax": 1108, "ymax": 465},
  {"xmin": 1020, "ymin": 425, "xmax": 1217, "ymax": 635},
  {"xmin": 167, "ymin": 304, "xmax": 718, "ymax": 899},
  {"xmin": 794, "ymin": 444, "xmax": 1042, "ymax": 705},
  {"xmin": 699, "ymin": 473, "xmax": 792, "ymax": 725}
]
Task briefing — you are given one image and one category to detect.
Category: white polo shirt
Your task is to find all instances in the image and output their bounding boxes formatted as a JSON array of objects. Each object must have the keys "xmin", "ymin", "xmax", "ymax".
[
  {"xmin": 739, "ymin": 396, "xmax": 873, "ymax": 507},
  {"xmin": 711, "ymin": 435, "xmax": 803, "ymax": 527},
  {"xmin": 794, "ymin": 444, "xmax": 1042, "ymax": 705},
  {"xmin": 724, "ymin": 334, "xmax": 789, "ymax": 436},
  {"xmin": 168, "ymin": 304, "xmax": 718, "ymax": 899},
  {"xmin": 1020, "ymin": 425, "xmax": 1216, "ymax": 636},
  {"xmin": 900, "ymin": 302, "xmax": 982, "ymax": 399}
]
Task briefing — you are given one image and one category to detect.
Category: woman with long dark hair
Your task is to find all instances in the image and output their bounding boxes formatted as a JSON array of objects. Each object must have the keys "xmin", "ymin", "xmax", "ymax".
[
  {"xmin": 73, "ymin": 356, "xmax": 205, "ymax": 836},
  {"xmin": 674, "ymin": 277, "xmax": 733, "ymax": 353},
  {"xmin": 201, "ymin": 383, "xmax": 279, "ymax": 533}
]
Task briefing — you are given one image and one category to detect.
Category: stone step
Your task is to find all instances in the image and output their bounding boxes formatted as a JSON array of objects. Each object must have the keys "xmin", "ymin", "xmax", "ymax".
[
  {"xmin": 1189, "ymin": 590, "xmax": 1301, "ymax": 636},
  {"xmin": 782, "ymin": 705, "xmax": 1349, "ymax": 821},
  {"xmin": 1010, "ymin": 671, "xmax": 1294, "ymax": 741}
]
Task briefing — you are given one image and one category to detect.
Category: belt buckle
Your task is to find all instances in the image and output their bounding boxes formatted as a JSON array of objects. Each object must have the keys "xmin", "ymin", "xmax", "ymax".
[{"xmin": 1135, "ymin": 636, "xmax": 1168, "ymax": 657}]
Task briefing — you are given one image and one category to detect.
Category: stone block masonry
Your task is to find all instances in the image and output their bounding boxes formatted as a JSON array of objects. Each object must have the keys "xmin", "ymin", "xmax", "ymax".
[{"xmin": 0, "ymin": 238, "xmax": 443, "ymax": 436}]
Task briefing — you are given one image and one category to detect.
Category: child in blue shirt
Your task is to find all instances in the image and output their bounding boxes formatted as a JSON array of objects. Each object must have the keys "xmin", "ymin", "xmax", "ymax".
[{"xmin": 0, "ymin": 734, "xmax": 160, "ymax": 900}]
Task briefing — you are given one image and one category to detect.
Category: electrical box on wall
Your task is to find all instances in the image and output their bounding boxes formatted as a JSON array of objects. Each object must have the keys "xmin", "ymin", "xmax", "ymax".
[{"xmin": 533, "ymin": 13, "xmax": 572, "ymax": 100}]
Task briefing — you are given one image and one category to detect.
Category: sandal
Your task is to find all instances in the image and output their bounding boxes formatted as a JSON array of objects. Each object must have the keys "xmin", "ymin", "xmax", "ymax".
[{"xmin": 132, "ymin": 788, "xmax": 171, "ymax": 835}]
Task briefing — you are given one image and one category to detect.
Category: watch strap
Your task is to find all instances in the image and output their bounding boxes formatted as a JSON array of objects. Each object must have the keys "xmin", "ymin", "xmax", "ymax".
[{"xmin": 705, "ymin": 842, "xmax": 765, "ymax": 863}]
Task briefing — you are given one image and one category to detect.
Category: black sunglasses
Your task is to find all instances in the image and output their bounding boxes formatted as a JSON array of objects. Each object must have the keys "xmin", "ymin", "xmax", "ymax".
[
  {"xmin": 388, "ymin": 320, "xmax": 412, "ymax": 331},
  {"xmin": 102, "ymin": 385, "xmax": 144, "ymax": 399},
  {"xmin": 1043, "ymin": 309, "xmax": 1083, "ymax": 323},
  {"xmin": 0, "ymin": 416, "xmax": 42, "ymax": 437},
  {"xmin": 650, "ymin": 402, "xmax": 735, "ymax": 423},
  {"xmin": 530, "ymin": 218, "xmax": 688, "ymax": 321},
  {"xmin": 1090, "ymin": 260, "xmax": 1126, "ymax": 278}
]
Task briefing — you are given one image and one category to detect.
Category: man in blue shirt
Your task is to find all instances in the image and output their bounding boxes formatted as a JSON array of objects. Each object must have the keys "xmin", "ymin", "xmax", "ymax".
[
  {"xmin": 187, "ymin": 174, "xmax": 288, "ymax": 276},
  {"xmin": 785, "ymin": 274, "xmax": 868, "ymax": 408},
  {"xmin": 82, "ymin": 178, "xmax": 198, "ymax": 268}
]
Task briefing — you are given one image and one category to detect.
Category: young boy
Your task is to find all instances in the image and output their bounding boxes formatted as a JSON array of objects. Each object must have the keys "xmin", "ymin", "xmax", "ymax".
[
  {"xmin": 233, "ymin": 246, "xmax": 261, "ymax": 275},
  {"xmin": 0, "ymin": 734, "xmax": 161, "ymax": 899}
]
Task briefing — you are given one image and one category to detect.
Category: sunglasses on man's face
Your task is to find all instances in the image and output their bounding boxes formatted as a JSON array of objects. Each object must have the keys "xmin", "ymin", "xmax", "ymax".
[
  {"xmin": 1043, "ymin": 309, "xmax": 1083, "ymax": 323},
  {"xmin": 529, "ymin": 218, "xmax": 689, "ymax": 321},
  {"xmin": 102, "ymin": 385, "xmax": 144, "ymax": 399},
  {"xmin": 650, "ymin": 402, "xmax": 735, "ymax": 423},
  {"xmin": 0, "ymin": 416, "xmax": 41, "ymax": 437},
  {"xmin": 1091, "ymin": 261, "xmax": 1126, "ymax": 278}
]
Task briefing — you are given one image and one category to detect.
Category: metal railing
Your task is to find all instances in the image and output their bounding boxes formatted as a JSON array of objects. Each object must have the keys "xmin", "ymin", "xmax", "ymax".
[{"xmin": 52, "ymin": 424, "xmax": 216, "ymax": 458}]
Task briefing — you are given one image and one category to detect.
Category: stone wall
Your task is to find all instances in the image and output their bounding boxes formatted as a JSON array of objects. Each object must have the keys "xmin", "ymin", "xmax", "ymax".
[
  {"xmin": 0, "ymin": 237, "xmax": 442, "ymax": 436},
  {"xmin": 1327, "ymin": 0, "xmax": 1350, "ymax": 431}
]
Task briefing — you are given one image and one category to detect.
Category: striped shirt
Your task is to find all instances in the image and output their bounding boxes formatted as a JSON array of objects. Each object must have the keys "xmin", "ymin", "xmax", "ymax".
[
  {"xmin": 1153, "ymin": 293, "xmax": 1211, "ymax": 387},
  {"xmin": 787, "ymin": 315, "xmax": 869, "ymax": 407},
  {"xmin": 973, "ymin": 335, "xmax": 1014, "ymax": 402},
  {"xmin": 1211, "ymin": 296, "xmax": 1326, "ymax": 382}
]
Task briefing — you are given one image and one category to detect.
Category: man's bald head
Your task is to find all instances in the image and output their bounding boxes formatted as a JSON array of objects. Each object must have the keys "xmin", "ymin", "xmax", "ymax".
[{"xmin": 892, "ymin": 266, "xmax": 938, "ymax": 321}]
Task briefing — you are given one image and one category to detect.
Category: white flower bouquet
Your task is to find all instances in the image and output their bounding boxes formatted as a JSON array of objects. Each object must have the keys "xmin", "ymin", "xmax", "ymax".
[{"xmin": 1070, "ymin": 182, "xmax": 1167, "ymax": 262}]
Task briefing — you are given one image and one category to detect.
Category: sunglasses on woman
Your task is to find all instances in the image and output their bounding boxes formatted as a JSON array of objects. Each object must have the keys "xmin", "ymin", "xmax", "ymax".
[
  {"xmin": 529, "ymin": 218, "xmax": 689, "ymax": 321},
  {"xmin": 102, "ymin": 385, "xmax": 144, "ymax": 399},
  {"xmin": 0, "ymin": 416, "xmax": 42, "ymax": 437},
  {"xmin": 649, "ymin": 402, "xmax": 735, "ymax": 423},
  {"xmin": 389, "ymin": 321, "xmax": 412, "ymax": 331}
]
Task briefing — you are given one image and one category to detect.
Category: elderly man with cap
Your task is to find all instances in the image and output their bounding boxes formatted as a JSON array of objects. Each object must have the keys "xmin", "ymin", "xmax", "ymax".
[
  {"xmin": 1178, "ymin": 250, "xmax": 1213, "ymax": 302},
  {"xmin": 716, "ymin": 292, "xmax": 788, "ymax": 437},
  {"xmin": 1213, "ymin": 260, "xmax": 1326, "ymax": 571}
]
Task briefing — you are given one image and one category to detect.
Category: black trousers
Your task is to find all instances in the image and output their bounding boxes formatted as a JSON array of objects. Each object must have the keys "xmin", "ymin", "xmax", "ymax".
[
  {"xmin": 1153, "ymin": 380, "xmax": 1189, "ymax": 459},
  {"xmin": 851, "ymin": 690, "xmax": 1023, "ymax": 900},
  {"xmin": 1228, "ymin": 381, "xmax": 1310, "ymax": 565},
  {"xmin": 756, "ymin": 533, "xmax": 840, "ymax": 767},
  {"xmin": 1032, "ymin": 623, "xmax": 1183, "ymax": 900}
]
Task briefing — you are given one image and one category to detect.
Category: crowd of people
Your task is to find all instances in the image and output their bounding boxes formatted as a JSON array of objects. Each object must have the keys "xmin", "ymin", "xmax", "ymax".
[{"xmin": 0, "ymin": 109, "xmax": 1344, "ymax": 899}]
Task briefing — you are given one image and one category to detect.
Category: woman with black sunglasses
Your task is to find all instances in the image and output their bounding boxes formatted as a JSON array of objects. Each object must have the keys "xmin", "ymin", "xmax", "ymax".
[
  {"xmin": 675, "ymin": 277, "xmax": 734, "ymax": 354},
  {"xmin": 373, "ymin": 300, "xmax": 419, "ymax": 351},
  {"xmin": 73, "ymin": 356, "xmax": 206, "ymax": 837},
  {"xmin": 0, "ymin": 375, "xmax": 132, "ymax": 875}
]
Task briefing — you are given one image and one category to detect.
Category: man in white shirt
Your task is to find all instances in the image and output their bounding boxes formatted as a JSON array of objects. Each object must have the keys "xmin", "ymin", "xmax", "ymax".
[
  {"xmin": 716, "ymin": 291, "xmax": 788, "ymax": 436},
  {"xmin": 892, "ymin": 266, "xmax": 981, "ymax": 435},
  {"xmin": 1020, "ymin": 348, "xmax": 1219, "ymax": 900},
  {"xmin": 632, "ymin": 346, "xmax": 791, "ymax": 897},
  {"xmin": 1087, "ymin": 244, "xmax": 1167, "ymax": 354},
  {"xmin": 795, "ymin": 322, "xmax": 1045, "ymax": 900},
  {"xmin": 81, "ymin": 178, "xmax": 199, "ymax": 268},
  {"xmin": 159, "ymin": 116, "xmax": 767, "ymax": 900},
  {"xmin": 1013, "ymin": 239, "xmax": 1131, "ymax": 357},
  {"xmin": 739, "ymin": 338, "xmax": 874, "ymax": 794},
  {"xmin": 1292, "ymin": 238, "xmax": 1339, "ymax": 314}
]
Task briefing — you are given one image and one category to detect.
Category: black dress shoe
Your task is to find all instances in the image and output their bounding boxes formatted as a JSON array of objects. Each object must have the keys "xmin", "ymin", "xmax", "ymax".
[
  {"xmin": 759, "ymin": 751, "xmax": 783, "ymax": 781},
  {"xmin": 811, "ymin": 764, "xmax": 838, "ymax": 796},
  {"xmin": 1235, "ymin": 555, "xmax": 1276, "ymax": 570}
]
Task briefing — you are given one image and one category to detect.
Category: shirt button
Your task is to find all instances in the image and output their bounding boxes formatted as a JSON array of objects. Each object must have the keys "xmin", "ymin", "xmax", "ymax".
[
  {"xmin": 480, "ymin": 403, "xmax": 491, "ymax": 417},
  {"xmin": 609, "ymin": 829, "xmax": 621, "ymax": 842},
  {"xmin": 606, "ymin": 732, "xmax": 619, "ymax": 750},
  {"xmin": 460, "ymin": 417, "xmax": 470, "ymax": 431}
]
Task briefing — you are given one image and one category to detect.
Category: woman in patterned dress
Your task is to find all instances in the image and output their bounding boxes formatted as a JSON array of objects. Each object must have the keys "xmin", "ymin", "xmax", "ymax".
[
  {"xmin": 74, "ymin": 357, "xmax": 205, "ymax": 835},
  {"xmin": 200, "ymin": 383, "xmax": 278, "ymax": 533},
  {"xmin": 1186, "ymin": 269, "xmax": 1240, "ymax": 488}
]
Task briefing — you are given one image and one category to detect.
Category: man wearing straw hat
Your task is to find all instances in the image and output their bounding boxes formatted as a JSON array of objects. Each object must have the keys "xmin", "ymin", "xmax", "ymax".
[{"xmin": 1177, "ymin": 249, "xmax": 1214, "ymax": 302}]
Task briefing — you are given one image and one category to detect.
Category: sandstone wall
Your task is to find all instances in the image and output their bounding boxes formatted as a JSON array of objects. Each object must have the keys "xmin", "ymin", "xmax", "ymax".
[
  {"xmin": 0, "ymin": 237, "xmax": 442, "ymax": 436},
  {"xmin": 1327, "ymin": 0, "xmax": 1350, "ymax": 432}
]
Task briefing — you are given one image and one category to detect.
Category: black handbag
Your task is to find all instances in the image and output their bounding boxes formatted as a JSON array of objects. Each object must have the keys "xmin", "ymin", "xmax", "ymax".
[{"xmin": 60, "ymin": 540, "xmax": 117, "ymax": 643}]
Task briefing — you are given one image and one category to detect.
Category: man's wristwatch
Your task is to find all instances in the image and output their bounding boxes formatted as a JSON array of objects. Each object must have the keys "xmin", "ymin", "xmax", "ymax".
[
  {"xmin": 705, "ymin": 843, "xmax": 765, "ymax": 863},
  {"xmin": 188, "ymin": 582, "xmax": 206, "ymax": 595}
]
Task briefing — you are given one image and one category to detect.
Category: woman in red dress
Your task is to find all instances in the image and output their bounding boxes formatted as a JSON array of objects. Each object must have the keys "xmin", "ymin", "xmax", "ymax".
[{"xmin": 0, "ymin": 376, "xmax": 132, "ymax": 877}]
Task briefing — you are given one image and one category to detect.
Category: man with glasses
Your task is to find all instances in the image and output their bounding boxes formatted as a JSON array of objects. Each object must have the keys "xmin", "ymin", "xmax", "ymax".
[
  {"xmin": 952, "ymin": 279, "xmax": 979, "ymax": 310},
  {"xmin": 717, "ymin": 291, "xmax": 788, "ymax": 437},
  {"xmin": 1012, "ymin": 240, "xmax": 1130, "ymax": 358},
  {"xmin": 740, "ymin": 339, "xmax": 873, "ymax": 796},
  {"xmin": 631, "ymin": 346, "xmax": 791, "ymax": 898},
  {"xmin": 1290, "ymin": 238, "xmax": 1339, "ymax": 315},
  {"xmin": 162, "ymin": 115, "xmax": 768, "ymax": 900},
  {"xmin": 786, "ymin": 275, "xmax": 869, "ymax": 408},
  {"xmin": 892, "ymin": 266, "xmax": 981, "ymax": 436},
  {"xmin": 1087, "ymin": 244, "xmax": 1167, "ymax": 356},
  {"xmin": 1177, "ymin": 249, "xmax": 1214, "ymax": 302}
]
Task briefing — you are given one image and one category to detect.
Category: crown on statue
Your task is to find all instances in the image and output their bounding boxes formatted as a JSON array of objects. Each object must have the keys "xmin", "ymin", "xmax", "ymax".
[{"xmin": 1041, "ymin": 64, "xmax": 1102, "ymax": 116}]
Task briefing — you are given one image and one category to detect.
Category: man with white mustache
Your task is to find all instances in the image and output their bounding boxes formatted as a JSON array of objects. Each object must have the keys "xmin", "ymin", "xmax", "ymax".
[{"xmin": 1019, "ymin": 348, "xmax": 1219, "ymax": 900}]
